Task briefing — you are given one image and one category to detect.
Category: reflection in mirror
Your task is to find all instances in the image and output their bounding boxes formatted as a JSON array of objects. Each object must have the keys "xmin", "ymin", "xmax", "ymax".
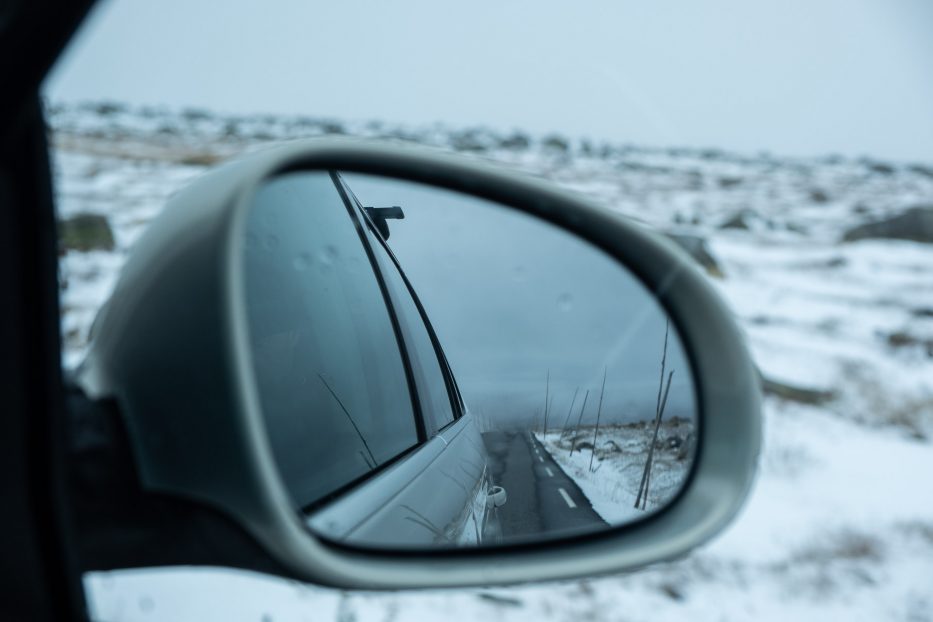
[{"xmin": 241, "ymin": 170, "xmax": 697, "ymax": 551}]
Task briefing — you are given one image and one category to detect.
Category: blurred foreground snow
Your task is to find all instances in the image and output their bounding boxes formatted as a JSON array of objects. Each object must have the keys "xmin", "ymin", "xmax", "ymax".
[{"xmin": 52, "ymin": 102, "xmax": 933, "ymax": 622}]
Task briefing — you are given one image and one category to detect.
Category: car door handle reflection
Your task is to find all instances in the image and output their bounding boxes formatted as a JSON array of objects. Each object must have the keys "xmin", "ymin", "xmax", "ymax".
[{"xmin": 486, "ymin": 486, "xmax": 507, "ymax": 509}]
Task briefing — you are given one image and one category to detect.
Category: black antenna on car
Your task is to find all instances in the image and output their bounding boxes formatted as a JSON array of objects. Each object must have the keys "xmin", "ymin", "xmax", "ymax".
[{"xmin": 363, "ymin": 206, "xmax": 404, "ymax": 240}]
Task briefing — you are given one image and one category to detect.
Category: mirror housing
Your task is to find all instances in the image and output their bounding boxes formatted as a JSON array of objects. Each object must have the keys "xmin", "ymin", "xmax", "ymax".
[{"xmin": 76, "ymin": 138, "xmax": 760, "ymax": 589}]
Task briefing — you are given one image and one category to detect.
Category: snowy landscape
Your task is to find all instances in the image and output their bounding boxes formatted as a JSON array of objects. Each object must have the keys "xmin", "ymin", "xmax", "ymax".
[
  {"xmin": 536, "ymin": 419, "xmax": 695, "ymax": 525},
  {"xmin": 52, "ymin": 101, "xmax": 933, "ymax": 621}
]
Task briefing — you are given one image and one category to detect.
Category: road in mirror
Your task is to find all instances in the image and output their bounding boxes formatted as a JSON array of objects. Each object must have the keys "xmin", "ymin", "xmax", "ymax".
[{"xmin": 241, "ymin": 170, "xmax": 697, "ymax": 550}]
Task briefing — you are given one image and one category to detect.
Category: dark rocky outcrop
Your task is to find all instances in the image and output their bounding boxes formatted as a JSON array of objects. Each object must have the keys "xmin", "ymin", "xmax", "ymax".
[
  {"xmin": 843, "ymin": 206, "xmax": 933, "ymax": 244},
  {"xmin": 59, "ymin": 213, "xmax": 115, "ymax": 253},
  {"xmin": 718, "ymin": 176, "xmax": 744, "ymax": 189},
  {"xmin": 759, "ymin": 371, "xmax": 836, "ymax": 405},
  {"xmin": 719, "ymin": 210, "xmax": 753, "ymax": 230},
  {"xmin": 886, "ymin": 331, "xmax": 933, "ymax": 357},
  {"xmin": 809, "ymin": 188, "xmax": 831, "ymax": 204}
]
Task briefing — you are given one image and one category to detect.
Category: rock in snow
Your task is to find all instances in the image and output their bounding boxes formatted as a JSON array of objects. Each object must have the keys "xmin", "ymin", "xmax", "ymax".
[
  {"xmin": 843, "ymin": 205, "xmax": 933, "ymax": 244},
  {"xmin": 58, "ymin": 213, "xmax": 115, "ymax": 252}
]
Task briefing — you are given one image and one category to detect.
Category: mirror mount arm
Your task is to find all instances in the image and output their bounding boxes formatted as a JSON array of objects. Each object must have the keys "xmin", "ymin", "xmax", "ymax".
[
  {"xmin": 363, "ymin": 206, "xmax": 404, "ymax": 240},
  {"xmin": 64, "ymin": 379, "xmax": 288, "ymax": 576}
]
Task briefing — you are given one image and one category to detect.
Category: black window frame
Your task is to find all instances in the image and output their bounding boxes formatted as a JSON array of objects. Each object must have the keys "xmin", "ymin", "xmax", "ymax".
[
  {"xmin": 260, "ymin": 170, "xmax": 432, "ymax": 515},
  {"xmin": 332, "ymin": 172, "xmax": 466, "ymax": 433}
]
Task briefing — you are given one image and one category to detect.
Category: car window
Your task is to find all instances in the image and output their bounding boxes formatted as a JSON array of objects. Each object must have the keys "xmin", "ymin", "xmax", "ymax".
[
  {"xmin": 243, "ymin": 171, "xmax": 419, "ymax": 508},
  {"xmin": 348, "ymin": 192, "xmax": 459, "ymax": 432}
]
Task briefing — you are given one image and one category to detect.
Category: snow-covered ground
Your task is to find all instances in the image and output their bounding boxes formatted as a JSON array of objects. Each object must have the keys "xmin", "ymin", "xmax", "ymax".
[
  {"xmin": 53, "ymin": 102, "xmax": 933, "ymax": 621},
  {"xmin": 535, "ymin": 420, "xmax": 695, "ymax": 525}
]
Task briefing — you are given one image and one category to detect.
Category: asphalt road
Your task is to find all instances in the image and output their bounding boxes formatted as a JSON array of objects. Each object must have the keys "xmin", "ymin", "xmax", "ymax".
[{"xmin": 482, "ymin": 430, "xmax": 608, "ymax": 542}]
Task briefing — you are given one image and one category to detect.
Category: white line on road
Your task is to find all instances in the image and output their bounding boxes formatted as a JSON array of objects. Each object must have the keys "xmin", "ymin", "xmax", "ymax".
[
  {"xmin": 545, "ymin": 467, "xmax": 554, "ymax": 477},
  {"xmin": 537, "ymin": 455, "xmax": 544, "ymax": 463},
  {"xmin": 557, "ymin": 487, "xmax": 577, "ymax": 509}
]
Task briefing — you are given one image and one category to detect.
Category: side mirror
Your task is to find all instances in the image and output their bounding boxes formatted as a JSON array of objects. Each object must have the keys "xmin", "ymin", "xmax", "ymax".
[{"xmin": 76, "ymin": 138, "xmax": 760, "ymax": 589}]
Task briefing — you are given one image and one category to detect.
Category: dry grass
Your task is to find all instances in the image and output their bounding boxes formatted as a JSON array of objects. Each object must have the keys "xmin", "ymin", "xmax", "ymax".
[
  {"xmin": 833, "ymin": 361, "xmax": 933, "ymax": 440},
  {"xmin": 53, "ymin": 131, "xmax": 235, "ymax": 166},
  {"xmin": 788, "ymin": 530, "xmax": 885, "ymax": 566},
  {"xmin": 895, "ymin": 521, "xmax": 933, "ymax": 546}
]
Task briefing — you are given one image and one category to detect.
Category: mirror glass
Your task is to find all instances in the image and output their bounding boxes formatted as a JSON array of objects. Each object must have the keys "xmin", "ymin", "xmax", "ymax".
[{"xmin": 241, "ymin": 170, "xmax": 698, "ymax": 550}]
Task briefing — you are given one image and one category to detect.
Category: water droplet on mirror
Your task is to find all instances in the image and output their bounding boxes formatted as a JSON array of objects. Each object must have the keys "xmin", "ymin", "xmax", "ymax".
[
  {"xmin": 139, "ymin": 596, "xmax": 154, "ymax": 613},
  {"xmin": 512, "ymin": 265, "xmax": 527, "ymax": 282},
  {"xmin": 557, "ymin": 293, "xmax": 574, "ymax": 311},
  {"xmin": 263, "ymin": 234, "xmax": 279, "ymax": 250},
  {"xmin": 293, "ymin": 252, "xmax": 312, "ymax": 271},
  {"xmin": 320, "ymin": 245, "xmax": 339, "ymax": 266}
]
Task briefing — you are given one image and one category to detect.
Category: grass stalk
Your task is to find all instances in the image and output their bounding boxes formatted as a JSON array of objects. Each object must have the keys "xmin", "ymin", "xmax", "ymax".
[
  {"xmin": 560, "ymin": 387, "xmax": 580, "ymax": 439},
  {"xmin": 319, "ymin": 373, "xmax": 377, "ymax": 468},
  {"xmin": 569, "ymin": 389, "xmax": 590, "ymax": 456},
  {"xmin": 635, "ymin": 321, "xmax": 670, "ymax": 507},
  {"xmin": 636, "ymin": 369, "xmax": 674, "ymax": 510},
  {"xmin": 589, "ymin": 367, "xmax": 608, "ymax": 472}
]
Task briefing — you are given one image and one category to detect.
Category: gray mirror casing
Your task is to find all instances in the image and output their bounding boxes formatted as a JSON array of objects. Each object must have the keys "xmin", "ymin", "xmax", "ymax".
[{"xmin": 77, "ymin": 138, "xmax": 761, "ymax": 589}]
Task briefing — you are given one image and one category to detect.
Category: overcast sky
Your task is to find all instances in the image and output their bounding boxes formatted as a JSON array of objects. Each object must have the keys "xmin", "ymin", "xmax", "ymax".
[
  {"xmin": 343, "ymin": 173, "xmax": 695, "ymax": 427},
  {"xmin": 47, "ymin": 0, "xmax": 933, "ymax": 162}
]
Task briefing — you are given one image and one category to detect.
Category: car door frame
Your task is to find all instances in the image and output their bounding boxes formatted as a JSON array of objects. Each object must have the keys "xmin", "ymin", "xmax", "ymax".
[
  {"xmin": 1, "ymin": 1, "xmax": 99, "ymax": 620},
  {"xmin": 334, "ymin": 172, "xmax": 466, "ymax": 433},
  {"xmin": 298, "ymin": 173, "xmax": 492, "ymax": 546}
]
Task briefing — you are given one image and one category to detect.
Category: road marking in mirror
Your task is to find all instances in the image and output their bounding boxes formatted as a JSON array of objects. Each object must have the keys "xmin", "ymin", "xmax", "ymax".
[
  {"xmin": 557, "ymin": 487, "xmax": 577, "ymax": 509},
  {"xmin": 545, "ymin": 467, "xmax": 554, "ymax": 477}
]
